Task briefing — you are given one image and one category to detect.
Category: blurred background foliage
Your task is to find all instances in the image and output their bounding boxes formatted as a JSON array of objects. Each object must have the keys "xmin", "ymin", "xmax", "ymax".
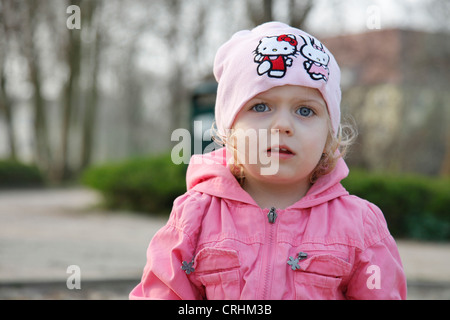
[
  {"xmin": 81, "ymin": 153, "xmax": 186, "ymax": 214},
  {"xmin": 0, "ymin": 159, "xmax": 45, "ymax": 188},
  {"xmin": 343, "ymin": 169, "xmax": 450, "ymax": 241},
  {"xmin": 0, "ymin": 0, "xmax": 449, "ymax": 241}
]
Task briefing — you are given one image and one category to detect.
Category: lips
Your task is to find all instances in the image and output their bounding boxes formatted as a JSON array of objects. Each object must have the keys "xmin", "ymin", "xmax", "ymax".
[{"xmin": 267, "ymin": 145, "xmax": 295, "ymax": 155}]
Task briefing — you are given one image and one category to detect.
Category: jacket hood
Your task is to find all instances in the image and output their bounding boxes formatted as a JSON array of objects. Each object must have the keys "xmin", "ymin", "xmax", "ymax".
[{"xmin": 186, "ymin": 148, "xmax": 349, "ymax": 209}]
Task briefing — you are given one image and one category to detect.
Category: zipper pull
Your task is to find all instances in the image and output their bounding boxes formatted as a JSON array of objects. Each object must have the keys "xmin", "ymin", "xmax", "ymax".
[{"xmin": 267, "ymin": 207, "xmax": 277, "ymax": 224}]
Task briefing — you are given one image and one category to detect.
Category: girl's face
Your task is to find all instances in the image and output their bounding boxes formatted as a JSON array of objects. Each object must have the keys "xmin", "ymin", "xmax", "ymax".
[{"xmin": 231, "ymin": 85, "xmax": 330, "ymax": 188}]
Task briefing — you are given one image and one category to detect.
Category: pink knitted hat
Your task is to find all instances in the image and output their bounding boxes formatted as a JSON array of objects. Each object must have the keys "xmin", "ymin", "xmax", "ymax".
[{"xmin": 214, "ymin": 22, "xmax": 341, "ymax": 136}]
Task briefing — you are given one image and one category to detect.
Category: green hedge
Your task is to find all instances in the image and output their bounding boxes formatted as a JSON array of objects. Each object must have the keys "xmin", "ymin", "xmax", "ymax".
[
  {"xmin": 342, "ymin": 170, "xmax": 450, "ymax": 241},
  {"xmin": 81, "ymin": 154, "xmax": 187, "ymax": 214},
  {"xmin": 0, "ymin": 159, "xmax": 45, "ymax": 188}
]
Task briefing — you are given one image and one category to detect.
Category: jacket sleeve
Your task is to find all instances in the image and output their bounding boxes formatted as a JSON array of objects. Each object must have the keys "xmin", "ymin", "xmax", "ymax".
[
  {"xmin": 345, "ymin": 203, "xmax": 407, "ymax": 300},
  {"xmin": 129, "ymin": 192, "xmax": 209, "ymax": 300}
]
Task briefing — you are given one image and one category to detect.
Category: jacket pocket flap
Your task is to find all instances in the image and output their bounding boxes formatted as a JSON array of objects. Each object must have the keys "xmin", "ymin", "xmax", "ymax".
[
  {"xmin": 194, "ymin": 248, "xmax": 240, "ymax": 273},
  {"xmin": 299, "ymin": 254, "xmax": 351, "ymax": 277}
]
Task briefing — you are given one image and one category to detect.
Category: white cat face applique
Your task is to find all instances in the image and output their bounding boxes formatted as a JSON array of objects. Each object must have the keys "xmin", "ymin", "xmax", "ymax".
[
  {"xmin": 254, "ymin": 34, "xmax": 298, "ymax": 78},
  {"xmin": 299, "ymin": 35, "xmax": 330, "ymax": 82}
]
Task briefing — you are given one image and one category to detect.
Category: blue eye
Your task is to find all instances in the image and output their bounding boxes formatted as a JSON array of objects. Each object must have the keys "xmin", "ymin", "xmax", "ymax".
[
  {"xmin": 297, "ymin": 107, "xmax": 314, "ymax": 117},
  {"xmin": 252, "ymin": 103, "xmax": 269, "ymax": 112}
]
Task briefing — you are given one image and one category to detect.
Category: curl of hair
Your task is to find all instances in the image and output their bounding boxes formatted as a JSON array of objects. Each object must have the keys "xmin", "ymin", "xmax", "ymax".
[{"xmin": 212, "ymin": 126, "xmax": 246, "ymax": 185}]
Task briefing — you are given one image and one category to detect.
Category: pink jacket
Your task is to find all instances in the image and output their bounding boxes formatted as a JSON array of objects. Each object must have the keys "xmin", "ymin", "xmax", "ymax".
[{"xmin": 130, "ymin": 149, "xmax": 407, "ymax": 300}]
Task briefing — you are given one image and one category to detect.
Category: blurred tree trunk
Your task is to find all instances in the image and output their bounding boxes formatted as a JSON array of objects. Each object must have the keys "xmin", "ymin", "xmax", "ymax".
[
  {"xmin": 0, "ymin": 3, "xmax": 17, "ymax": 160},
  {"xmin": 164, "ymin": 0, "xmax": 184, "ymax": 134},
  {"xmin": 57, "ymin": 0, "xmax": 82, "ymax": 181},
  {"xmin": 164, "ymin": 0, "xmax": 207, "ymax": 133},
  {"xmin": 287, "ymin": 0, "xmax": 313, "ymax": 29},
  {"xmin": 79, "ymin": 32, "xmax": 100, "ymax": 171},
  {"xmin": 21, "ymin": 0, "xmax": 52, "ymax": 170},
  {"xmin": 0, "ymin": 66, "xmax": 16, "ymax": 160},
  {"xmin": 57, "ymin": 0, "xmax": 102, "ymax": 179},
  {"xmin": 247, "ymin": 0, "xmax": 273, "ymax": 26},
  {"xmin": 79, "ymin": 0, "xmax": 102, "ymax": 172},
  {"xmin": 125, "ymin": 50, "xmax": 143, "ymax": 156}
]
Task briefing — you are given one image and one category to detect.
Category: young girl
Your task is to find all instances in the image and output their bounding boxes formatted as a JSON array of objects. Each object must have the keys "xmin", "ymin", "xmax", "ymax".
[{"xmin": 130, "ymin": 22, "xmax": 407, "ymax": 300}]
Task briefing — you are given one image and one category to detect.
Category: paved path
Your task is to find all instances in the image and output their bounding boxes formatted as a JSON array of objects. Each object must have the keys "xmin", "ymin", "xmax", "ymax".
[
  {"xmin": 0, "ymin": 188, "xmax": 168, "ymax": 284},
  {"xmin": 0, "ymin": 188, "xmax": 449, "ymax": 299}
]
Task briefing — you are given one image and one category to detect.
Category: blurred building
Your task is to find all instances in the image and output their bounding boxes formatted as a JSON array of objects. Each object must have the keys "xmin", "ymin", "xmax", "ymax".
[{"xmin": 323, "ymin": 29, "xmax": 450, "ymax": 175}]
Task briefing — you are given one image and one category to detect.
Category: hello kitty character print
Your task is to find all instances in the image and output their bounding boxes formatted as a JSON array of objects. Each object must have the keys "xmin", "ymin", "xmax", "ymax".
[
  {"xmin": 299, "ymin": 35, "xmax": 330, "ymax": 82},
  {"xmin": 254, "ymin": 34, "xmax": 298, "ymax": 78}
]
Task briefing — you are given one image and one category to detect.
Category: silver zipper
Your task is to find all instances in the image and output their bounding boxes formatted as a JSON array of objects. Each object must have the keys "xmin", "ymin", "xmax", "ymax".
[
  {"xmin": 267, "ymin": 207, "xmax": 277, "ymax": 224},
  {"xmin": 262, "ymin": 207, "xmax": 277, "ymax": 299}
]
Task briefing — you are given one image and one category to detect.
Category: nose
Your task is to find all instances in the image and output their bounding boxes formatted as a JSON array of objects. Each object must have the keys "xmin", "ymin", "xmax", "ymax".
[
  {"xmin": 271, "ymin": 109, "xmax": 293, "ymax": 136},
  {"xmin": 272, "ymin": 48, "xmax": 277, "ymax": 52}
]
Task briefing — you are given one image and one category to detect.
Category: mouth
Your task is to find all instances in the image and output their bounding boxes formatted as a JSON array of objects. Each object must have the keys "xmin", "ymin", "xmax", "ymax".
[{"xmin": 267, "ymin": 145, "xmax": 295, "ymax": 156}]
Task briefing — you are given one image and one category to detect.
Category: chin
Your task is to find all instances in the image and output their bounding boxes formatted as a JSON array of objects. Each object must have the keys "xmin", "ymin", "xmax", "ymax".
[{"xmin": 259, "ymin": 169, "xmax": 309, "ymax": 184}]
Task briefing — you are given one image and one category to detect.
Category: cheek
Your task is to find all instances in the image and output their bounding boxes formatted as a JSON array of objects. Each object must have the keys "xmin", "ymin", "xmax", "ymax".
[
  {"xmin": 317, "ymin": 127, "xmax": 330, "ymax": 152},
  {"xmin": 232, "ymin": 117, "xmax": 269, "ymax": 150},
  {"xmin": 301, "ymin": 123, "xmax": 329, "ymax": 157}
]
